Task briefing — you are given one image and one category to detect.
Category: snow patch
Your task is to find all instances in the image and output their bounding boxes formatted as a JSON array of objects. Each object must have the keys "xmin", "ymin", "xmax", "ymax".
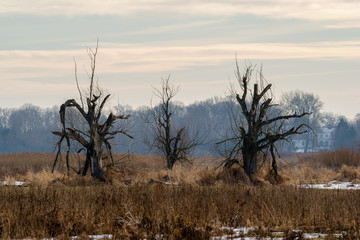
[
  {"xmin": 213, "ymin": 227, "xmax": 346, "ymax": 239},
  {"xmin": 300, "ymin": 181, "xmax": 360, "ymax": 190},
  {"xmin": 71, "ymin": 234, "xmax": 112, "ymax": 239},
  {"xmin": 17, "ymin": 234, "xmax": 113, "ymax": 240},
  {"xmin": 1, "ymin": 181, "xmax": 26, "ymax": 186}
]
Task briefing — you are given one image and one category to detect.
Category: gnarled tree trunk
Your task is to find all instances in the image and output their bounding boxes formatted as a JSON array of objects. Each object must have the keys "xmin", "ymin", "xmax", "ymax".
[
  {"xmin": 52, "ymin": 42, "xmax": 132, "ymax": 180},
  {"xmin": 219, "ymin": 62, "xmax": 310, "ymax": 180}
]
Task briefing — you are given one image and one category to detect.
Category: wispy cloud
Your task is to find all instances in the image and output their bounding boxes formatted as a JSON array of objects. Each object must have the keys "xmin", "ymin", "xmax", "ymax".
[
  {"xmin": 1, "ymin": 41, "xmax": 360, "ymax": 115},
  {"xmin": 1, "ymin": 41, "xmax": 360, "ymax": 81},
  {"xmin": 325, "ymin": 21, "xmax": 360, "ymax": 29},
  {"xmin": 1, "ymin": 0, "xmax": 360, "ymax": 22},
  {"xmin": 0, "ymin": 42, "xmax": 360, "ymax": 95},
  {"xmin": 126, "ymin": 20, "xmax": 223, "ymax": 35}
]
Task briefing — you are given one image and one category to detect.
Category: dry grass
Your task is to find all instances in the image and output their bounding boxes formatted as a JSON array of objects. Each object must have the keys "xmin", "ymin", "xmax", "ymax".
[
  {"xmin": 2, "ymin": 150, "xmax": 360, "ymax": 186},
  {"xmin": 286, "ymin": 149, "xmax": 360, "ymax": 170},
  {"xmin": 22, "ymin": 169, "xmax": 65, "ymax": 185},
  {"xmin": 0, "ymin": 152, "xmax": 54, "ymax": 178},
  {"xmin": 279, "ymin": 150, "xmax": 360, "ymax": 184},
  {"xmin": 2, "ymin": 150, "xmax": 360, "ymax": 238},
  {"xmin": 1, "ymin": 184, "xmax": 360, "ymax": 239},
  {"xmin": 337, "ymin": 165, "xmax": 360, "ymax": 182}
]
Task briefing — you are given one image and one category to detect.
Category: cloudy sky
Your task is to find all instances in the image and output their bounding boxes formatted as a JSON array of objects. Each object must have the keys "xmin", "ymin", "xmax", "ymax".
[{"xmin": 1, "ymin": 0, "xmax": 360, "ymax": 118}]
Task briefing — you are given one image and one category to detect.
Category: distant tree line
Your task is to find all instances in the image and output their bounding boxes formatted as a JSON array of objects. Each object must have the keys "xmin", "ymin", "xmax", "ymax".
[
  {"xmin": 0, "ymin": 105, "xmax": 59, "ymax": 153},
  {"xmin": 0, "ymin": 95, "xmax": 359, "ymax": 155},
  {"xmin": 0, "ymin": 98, "xmax": 227, "ymax": 155}
]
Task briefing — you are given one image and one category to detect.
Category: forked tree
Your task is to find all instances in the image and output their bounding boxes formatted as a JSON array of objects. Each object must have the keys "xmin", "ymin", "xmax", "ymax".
[
  {"xmin": 144, "ymin": 77, "xmax": 198, "ymax": 170},
  {"xmin": 52, "ymin": 43, "xmax": 132, "ymax": 180},
  {"xmin": 219, "ymin": 62, "xmax": 310, "ymax": 179}
]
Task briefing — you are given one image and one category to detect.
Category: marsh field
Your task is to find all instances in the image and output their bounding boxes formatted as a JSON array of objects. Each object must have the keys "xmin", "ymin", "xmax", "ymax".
[{"xmin": 1, "ymin": 150, "xmax": 360, "ymax": 239}]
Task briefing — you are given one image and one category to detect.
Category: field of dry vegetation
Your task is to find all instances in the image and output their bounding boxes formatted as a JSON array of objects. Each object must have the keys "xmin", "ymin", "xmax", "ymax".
[{"xmin": 1, "ymin": 150, "xmax": 360, "ymax": 239}]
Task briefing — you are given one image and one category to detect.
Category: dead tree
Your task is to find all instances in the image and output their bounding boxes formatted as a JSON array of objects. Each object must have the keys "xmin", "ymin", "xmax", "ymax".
[
  {"xmin": 219, "ymin": 62, "xmax": 310, "ymax": 179},
  {"xmin": 144, "ymin": 76, "xmax": 198, "ymax": 170},
  {"xmin": 52, "ymin": 42, "xmax": 132, "ymax": 180}
]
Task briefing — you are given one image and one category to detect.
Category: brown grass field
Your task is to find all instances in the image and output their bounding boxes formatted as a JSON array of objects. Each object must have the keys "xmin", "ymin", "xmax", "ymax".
[{"xmin": 1, "ymin": 150, "xmax": 360, "ymax": 239}]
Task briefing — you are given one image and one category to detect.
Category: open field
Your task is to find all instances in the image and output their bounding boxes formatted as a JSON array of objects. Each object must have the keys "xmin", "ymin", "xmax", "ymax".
[
  {"xmin": 1, "ymin": 150, "xmax": 360, "ymax": 239},
  {"xmin": 2, "ymin": 184, "xmax": 360, "ymax": 239},
  {"xmin": 2, "ymin": 150, "xmax": 360, "ymax": 186}
]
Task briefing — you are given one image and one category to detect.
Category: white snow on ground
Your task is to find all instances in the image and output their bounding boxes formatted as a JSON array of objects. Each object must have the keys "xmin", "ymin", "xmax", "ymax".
[
  {"xmin": 18, "ymin": 234, "xmax": 113, "ymax": 240},
  {"xmin": 302, "ymin": 233, "xmax": 328, "ymax": 239},
  {"xmin": 0, "ymin": 181, "xmax": 25, "ymax": 186},
  {"xmin": 213, "ymin": 227, "xmax": 285, "ymax": 240},
  {"xmin": 301, "ymin": 232, "xmax": 345, "ymax": 239},
  {"xmin": 13, "ymin": 228, "xmax": 346, "ymax": 239},
  {"xmin": 212, "ymin": 227, "xmax": 253, "ymax": 239},
  {"xmin": 212, "ymin": 227, "xmax": 346, "ymax": 239},
  {"xmin": 71, "ymin": 234, "xmax": 112, "ymax": 239},
  {"xmin": 300, "ymin": 180, "xmax": 360, "ymax": 190},
  {"xmin": 2, "ymin": 180, "xmax": 358, "ymax": 189}
]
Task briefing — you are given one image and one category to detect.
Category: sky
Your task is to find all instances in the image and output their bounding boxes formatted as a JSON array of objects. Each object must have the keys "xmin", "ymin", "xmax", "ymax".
[{"xmin": 1, "ymin": 0, "xmax": 360, "ymax": 118}]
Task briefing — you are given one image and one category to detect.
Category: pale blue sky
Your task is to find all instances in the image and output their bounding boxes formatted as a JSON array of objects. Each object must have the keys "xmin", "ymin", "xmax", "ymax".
[{"xmin": 1, "ymin": 0, "xmax": 360, "ymax": 118}]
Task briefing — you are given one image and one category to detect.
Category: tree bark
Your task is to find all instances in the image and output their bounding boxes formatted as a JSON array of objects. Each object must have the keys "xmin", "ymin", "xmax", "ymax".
[
  {"xmin": 167, "ymin": 155, "xmax": 175, "ymax": 170},
  {"xmin": 242, "ymin": 137, "xmax": 258, "ymax": 178},
  {"xmin": 88, "ymin": 124, "xmax": 104, "ymax": 179}
]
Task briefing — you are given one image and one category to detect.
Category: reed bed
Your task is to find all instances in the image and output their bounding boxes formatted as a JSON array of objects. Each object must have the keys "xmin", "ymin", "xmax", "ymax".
[
  {"xmin": 2, "ymin": 184, "xmax": 360, "ymax": 239},
  {"xmin": 1, "ymin": 150, "xmax": 360, "ymax": 239}
]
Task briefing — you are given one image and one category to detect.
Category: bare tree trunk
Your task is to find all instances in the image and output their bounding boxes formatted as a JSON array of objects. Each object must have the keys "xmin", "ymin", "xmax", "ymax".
[
  {"xmin": 304, "ymin": 135, "xmax": 309, "ymax": 153},
  {"xmin": 167, "ymin": 156, "xmax": 175, "ymax": 170},
  {"xmin": 82, "ymin": 153, "xmax": 90, "ymax": 176},
  {"xmin": 243, "ymin": 154, "xmax": 256, "ymax": 178},
  {"xmin": 242, "ymin": 138, "xmax": 258, "ymax": 178},
  {"xmin": 89, "ymin": 148, "xmax": 103, "ymax": 179},
  {"xmin": 88, "ymin": 125, "xmax": 104, "ymax": 179}
]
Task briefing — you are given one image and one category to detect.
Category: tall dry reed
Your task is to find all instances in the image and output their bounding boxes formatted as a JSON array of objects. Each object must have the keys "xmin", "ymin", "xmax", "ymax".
[{"xmin": 1, "ymin": 184, "xmax": 360, "ymax": 239}]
